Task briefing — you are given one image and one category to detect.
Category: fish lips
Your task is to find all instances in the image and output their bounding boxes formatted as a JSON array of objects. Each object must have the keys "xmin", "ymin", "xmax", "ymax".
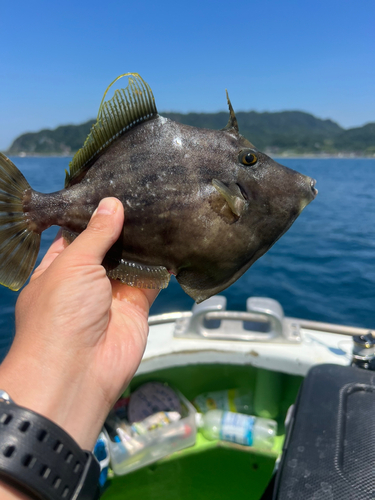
[
  {"xmin": 310, "ymin": 178, "xmax": 318, "ymax": 198},
  {"xmin": 300, "ymin": 177, "xmax": 318, "ymax": 213}
]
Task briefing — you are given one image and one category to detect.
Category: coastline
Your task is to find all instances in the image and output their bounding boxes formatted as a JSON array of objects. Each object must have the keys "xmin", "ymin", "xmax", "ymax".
[{"xmin": 4, "ymin": 152, "xmax": 375, "ymax": 159}]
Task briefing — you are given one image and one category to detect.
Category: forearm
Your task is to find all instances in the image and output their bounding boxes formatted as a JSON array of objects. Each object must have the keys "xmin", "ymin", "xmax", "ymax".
[
  {"xmin": 0, "ymin": 345, "xmax": 111, "ymax": 450},
  {"xmin": 0, "ymin": 199, "xmax": 156, "ymax": 499},
  {"xmin": 0, "ymin": 483, "xmax": 31, "ymax": 500},
  {"xmin": 0, "ymin": 341, "xmax": 112, "ymax": 500}
]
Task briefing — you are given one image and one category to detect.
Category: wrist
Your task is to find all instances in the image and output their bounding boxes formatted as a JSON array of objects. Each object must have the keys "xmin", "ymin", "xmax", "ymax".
[
  {"xmin": 0, "ymin": 393, "xmax": 101, "ymax": 500},
  {"xmin": 0, "ymin": 482, "xmax": 31, "ymax": 500},
  {"xmin": 0, "ymin": 346, "xmax": 111, "ymax": 450}
]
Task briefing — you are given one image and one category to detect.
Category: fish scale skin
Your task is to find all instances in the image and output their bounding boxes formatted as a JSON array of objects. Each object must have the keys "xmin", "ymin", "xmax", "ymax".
[{"xmin": 23, "ymin": 115, "xmax": 316, "ymax": 301}]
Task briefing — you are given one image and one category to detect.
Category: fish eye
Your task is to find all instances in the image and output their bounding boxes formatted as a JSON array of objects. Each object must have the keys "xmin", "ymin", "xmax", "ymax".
[{"xmin": 239, "ymin": 150, "xmax": 258, "ymax": 166}]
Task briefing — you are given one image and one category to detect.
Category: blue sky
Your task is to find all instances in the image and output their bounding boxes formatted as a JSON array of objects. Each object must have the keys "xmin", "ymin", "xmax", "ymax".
[{"xmin": 0, "ymin": 0, "xmax": 374, "ymax": 150}]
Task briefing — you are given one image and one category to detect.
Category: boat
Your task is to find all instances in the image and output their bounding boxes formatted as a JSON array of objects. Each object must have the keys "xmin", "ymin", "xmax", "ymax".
[{"xmin": 101, "ymin": 295, "xmax": 375, "ymax": 500}]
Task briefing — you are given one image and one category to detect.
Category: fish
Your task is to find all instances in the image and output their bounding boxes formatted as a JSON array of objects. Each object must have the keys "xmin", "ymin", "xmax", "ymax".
[{"xmin": 0, "ymin": 73, "xmax": 317, "ymax": 303}]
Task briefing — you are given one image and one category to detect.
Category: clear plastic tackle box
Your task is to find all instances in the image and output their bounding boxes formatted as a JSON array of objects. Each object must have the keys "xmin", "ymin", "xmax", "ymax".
[{"xmin": 104, "ymin": 391, "xmax": 197, "ymax": 476}]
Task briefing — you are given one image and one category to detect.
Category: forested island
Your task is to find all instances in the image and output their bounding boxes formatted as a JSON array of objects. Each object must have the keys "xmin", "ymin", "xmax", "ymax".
[{"xmin": 4, "ymin": 110, "xmax": 375, "ymax": 157}]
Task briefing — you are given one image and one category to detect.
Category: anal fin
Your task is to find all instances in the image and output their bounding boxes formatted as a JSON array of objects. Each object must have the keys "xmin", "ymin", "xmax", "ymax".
[{"xmin": 107, "ymin": 259, "xmax": 170, "ymax": 289}]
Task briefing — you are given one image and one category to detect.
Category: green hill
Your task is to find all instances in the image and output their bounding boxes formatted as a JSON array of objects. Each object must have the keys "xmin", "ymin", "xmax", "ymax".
[
  {"xmin": 5, "ymin": 111, "xmax": 375, "ymax": 156},
  {"xmin": 334, "ymin": 123, "xmax": 375, "ymax": 154},
  {"xmin": 163, "ymin": 110, "xmax": 343, "ymax": 152},
  {"xmin": 7, "ymin": 120, "xmax": 95, "ymax": 156}
]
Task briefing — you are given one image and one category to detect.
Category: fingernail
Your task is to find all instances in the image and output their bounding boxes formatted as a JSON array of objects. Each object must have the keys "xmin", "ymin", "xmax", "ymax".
[{"xmin": 96, "ymin": 198, "xmax": 118, "ymax": 215}]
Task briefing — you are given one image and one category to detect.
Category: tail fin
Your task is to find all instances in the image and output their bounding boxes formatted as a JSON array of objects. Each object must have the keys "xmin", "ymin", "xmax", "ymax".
[{"xmin": 0, "ymin": 153, "xmax": 40, "ymax": 291}]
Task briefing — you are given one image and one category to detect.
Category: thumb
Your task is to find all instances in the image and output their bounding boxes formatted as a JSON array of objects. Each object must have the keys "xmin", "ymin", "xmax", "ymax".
[{"xmin": 64, "ymin": 197, "xmax": 125, "ymax": 266}]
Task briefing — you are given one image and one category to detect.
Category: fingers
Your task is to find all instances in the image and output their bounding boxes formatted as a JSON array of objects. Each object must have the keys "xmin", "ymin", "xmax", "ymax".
[
  {"xmin": 30, "ymin": 198, "xmax": 160, "ymax": 311},
  {"xmin": 64, "ymin": 198, "xmax": 124, "ymax": 266}
]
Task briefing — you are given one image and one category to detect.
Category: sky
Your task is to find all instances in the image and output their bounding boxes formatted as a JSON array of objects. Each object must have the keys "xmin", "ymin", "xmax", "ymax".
[{"xmin": 0, "ymin": 0, "xmax": 374, "ymax": 150}]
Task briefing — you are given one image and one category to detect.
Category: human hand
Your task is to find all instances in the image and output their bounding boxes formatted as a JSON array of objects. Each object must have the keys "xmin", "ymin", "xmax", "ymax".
[{"xmin": 0, "ymin": 198, "xmax": 158, "ymax": 449}]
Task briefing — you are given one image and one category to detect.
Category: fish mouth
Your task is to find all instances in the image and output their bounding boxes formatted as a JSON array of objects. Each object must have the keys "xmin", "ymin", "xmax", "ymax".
[{"xmin": 310, "ymin": 178, "xmax": 318, "ymax": 198}]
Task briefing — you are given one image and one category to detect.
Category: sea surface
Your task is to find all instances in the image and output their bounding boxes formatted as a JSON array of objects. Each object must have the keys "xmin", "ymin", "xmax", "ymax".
[{"xmin": 1, "ymin": 157, "xmax": 375, "ymax": 361}]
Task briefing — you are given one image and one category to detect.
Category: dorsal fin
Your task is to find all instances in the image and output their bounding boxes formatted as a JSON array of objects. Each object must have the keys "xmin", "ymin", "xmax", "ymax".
[
  {"xmin": 65, "ymin": 73, "xmax": 157, "ymax": 187},
  {"xmin": 221, "ymin": 90, "xmax": 239, "ymax": 133}
]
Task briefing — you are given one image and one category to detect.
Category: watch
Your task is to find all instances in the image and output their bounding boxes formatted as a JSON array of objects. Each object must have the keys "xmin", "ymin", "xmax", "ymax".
[{"xmin": 0, "ymin": 391, "xmax": 100, "ymax": 500}]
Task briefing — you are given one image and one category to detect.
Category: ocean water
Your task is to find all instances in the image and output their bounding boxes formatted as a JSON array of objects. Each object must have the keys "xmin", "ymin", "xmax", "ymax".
[{"xmin": 1, "ymin": 157, "xmax": 374, "ymax": 361}]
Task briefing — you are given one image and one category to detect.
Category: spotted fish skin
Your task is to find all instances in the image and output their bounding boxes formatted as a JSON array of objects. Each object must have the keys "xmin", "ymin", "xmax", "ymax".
[{"xmin": 0, "ymin": 74, "xmax": 317, "ymax": 301}]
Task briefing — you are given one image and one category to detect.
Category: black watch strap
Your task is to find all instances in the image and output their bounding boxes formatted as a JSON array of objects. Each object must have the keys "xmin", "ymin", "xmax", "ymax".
[{"xmin": 0, "ymin": 397, "xmax": 100, "ymax": 500}]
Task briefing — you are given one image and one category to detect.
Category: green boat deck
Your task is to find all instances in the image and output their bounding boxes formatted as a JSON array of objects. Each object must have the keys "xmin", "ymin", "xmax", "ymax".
[{"xmin": 102, "ymin": 363, "xmax": 302, "ymax": 499}]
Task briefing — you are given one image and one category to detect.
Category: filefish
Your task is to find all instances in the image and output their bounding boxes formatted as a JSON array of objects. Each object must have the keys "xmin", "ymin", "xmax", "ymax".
[{"xmin": 0, "ymin": 74, "xmax": 317, "ymax": 303}]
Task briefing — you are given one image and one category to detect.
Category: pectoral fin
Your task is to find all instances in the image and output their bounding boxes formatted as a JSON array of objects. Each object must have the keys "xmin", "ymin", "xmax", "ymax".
[{"xmin": 212, "ymin": 179, "xmax": 247, "ymax": 217}]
